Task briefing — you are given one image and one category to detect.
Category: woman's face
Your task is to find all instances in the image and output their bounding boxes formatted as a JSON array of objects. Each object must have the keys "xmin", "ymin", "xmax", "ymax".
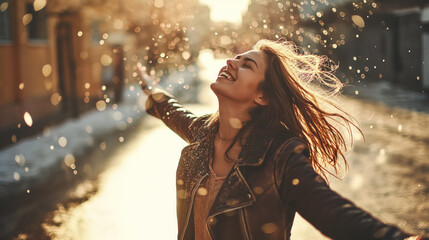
[{"xmin": 211, "ymin": 50, "xmax": 268, "ymax": 107}]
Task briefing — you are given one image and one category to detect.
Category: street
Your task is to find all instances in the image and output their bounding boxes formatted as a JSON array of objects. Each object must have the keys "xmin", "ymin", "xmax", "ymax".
[{"xmin": 12, "ymin": 51, "xmax": 429, "ymax": 239}]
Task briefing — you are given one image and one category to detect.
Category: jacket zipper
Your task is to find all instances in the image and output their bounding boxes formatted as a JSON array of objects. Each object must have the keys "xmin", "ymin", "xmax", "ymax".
[
  {"xmin": 206, "ymin": 202, "xmax": 254, "ymax": 240},
  {"xmin": 180, "ymin": 173, "xmax": 208, "ymax": 240},
  {"xmin": 239, "ymin": 209, "xmax": 251, "ymax": 240},
  {"xmin": 206, "ymin": 166, "xmax": 254, "ymax": 240}
]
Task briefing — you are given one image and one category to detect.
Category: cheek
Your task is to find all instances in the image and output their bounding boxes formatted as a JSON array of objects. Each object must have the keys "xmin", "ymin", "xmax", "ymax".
[{"xmin": 238, "ymin": 73, "xmax": 262, "ymax": 92}]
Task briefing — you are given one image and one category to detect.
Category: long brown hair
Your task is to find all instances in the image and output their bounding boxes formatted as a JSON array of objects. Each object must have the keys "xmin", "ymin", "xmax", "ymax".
[
  {"xmin": 210, "ymin": 39, "xmax": 361, "ymax": 179},
  {"xmin": 254, "ymin": 39, "xmax": 362, "ymax": 179}
]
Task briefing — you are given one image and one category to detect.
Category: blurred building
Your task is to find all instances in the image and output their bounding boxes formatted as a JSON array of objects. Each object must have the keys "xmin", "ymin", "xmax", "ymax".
[
  {"xmin": 0, "ymin": 0, "xmax": 144, "ymax": 148},
  {"xmin": 239, "ymin": 0, "xmax": 429, "ymax": 92},
  {"xmin": 300, "ymin": 0, "xmax": 429, "ymax": 91}
]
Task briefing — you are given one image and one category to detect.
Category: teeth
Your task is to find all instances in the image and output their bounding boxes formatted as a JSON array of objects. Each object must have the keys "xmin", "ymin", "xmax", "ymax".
[{"xmin": 220, "ymin": 72, "xmax": 233, "ymax": 81}]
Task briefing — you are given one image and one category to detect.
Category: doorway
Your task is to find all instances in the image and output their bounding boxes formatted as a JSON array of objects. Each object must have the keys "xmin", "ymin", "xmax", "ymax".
[{"xmin": 56, "ymin": 21, "xmax": 79, "ymax": 118}]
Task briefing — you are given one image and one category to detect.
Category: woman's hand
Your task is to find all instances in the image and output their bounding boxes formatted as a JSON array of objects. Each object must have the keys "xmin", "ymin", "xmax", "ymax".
[
  {"xmin": 136, "ymin": 62, "xmax": 154, "ymax": 95},
  {"xmin": 405, "ymin": 234, "xmax": 429, "ymax": 240}
]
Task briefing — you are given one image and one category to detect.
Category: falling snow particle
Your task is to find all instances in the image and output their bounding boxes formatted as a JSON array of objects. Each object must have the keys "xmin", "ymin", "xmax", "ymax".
[
  {"xmin": 42, "ymin": 64, "xmax": 52, "ymax": 77},
  {"xmin": 64, "ymin": 154, "xmax": 75, "ymax": 168},
  {"xmin": 15, "ymin": 154, "xmax": 26, "ymax": 166},
  {"xmin": 351, "ymin": 15, "xmax": 365, "ymax": 28},
  {"xmin": 22, "ymin": 14, "xmax": 32, "ymax": 25},
  {"xmin": 0, "ymin": 2, "xmax": 8, "ymax": 12},
  {"xmin": 23, "ymin": 112, "xmax": 33, "ymax": 127},
  {"xmin": 58, "ymin": 137, "xmax": 67, "ymax": 147},
  {"xmin": 96, "ymin": 100, "xmax": 107, "ymax": 111},
  {"xmin": 14, "ymin": 172, "xmax": 20, "ymax": 181},
  {"xmin": 100, "ymin": 54, "xmax": 112, "ymax": 66},
  {"xmin": 33, "ymin": 0, "xmax": 46, "ymax": 11},
  {"xmin": 100, "ymin": 142, "xmax": 106, "ymax": 150}
]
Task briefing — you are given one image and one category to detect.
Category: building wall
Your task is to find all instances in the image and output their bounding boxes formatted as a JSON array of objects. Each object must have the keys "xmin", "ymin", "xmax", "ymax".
[
  {"xmin": 21, "ymin": 45, "xmax": 53, "ymax": 98},
  {"xmin": 0, "ymin": 0, "xmax": 61, "ymax": 129},
  {"xmin": 0, "ymin": 45, "xmax": 17, "ymax": 105},
  {"xmin": 394, "ymin": 12, "xmax": 422, "ymax": 89},
  {"xmin": 0, "ymin": 0, "xmax": 117, "ymax": 147}
]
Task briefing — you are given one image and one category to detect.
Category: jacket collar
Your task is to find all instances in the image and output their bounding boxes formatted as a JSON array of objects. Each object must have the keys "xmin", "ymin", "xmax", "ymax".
[
  {"xmin": 177, "ymin": 123, "xmax": 275, "ymax": 199},
  {"xmin": 206, "ymin": 122, "xmax": 275, "ymax": 167},
  {"xmin": 237, "ymin": 130, "xmax": 274, "ymax": 167}
]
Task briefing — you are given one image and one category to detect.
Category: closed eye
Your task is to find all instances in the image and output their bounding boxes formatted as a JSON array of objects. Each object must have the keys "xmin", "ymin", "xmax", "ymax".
[{"xmin": 235, "ymin": 55, "xmax": 259, "ymax": 69}]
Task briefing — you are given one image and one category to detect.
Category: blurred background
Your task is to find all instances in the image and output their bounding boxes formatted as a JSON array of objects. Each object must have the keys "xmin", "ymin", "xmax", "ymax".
[{"xmin": 0, "ymin": 0, "xmax": 428, "ymax": 239}]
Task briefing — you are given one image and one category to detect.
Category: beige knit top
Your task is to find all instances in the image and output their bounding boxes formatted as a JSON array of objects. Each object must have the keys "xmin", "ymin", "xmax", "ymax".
[{"xmin": 193, "ymin": 158, "xmax": 226, "ymax": 240}]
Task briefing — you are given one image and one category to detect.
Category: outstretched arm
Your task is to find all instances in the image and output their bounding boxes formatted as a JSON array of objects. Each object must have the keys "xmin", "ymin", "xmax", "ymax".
[
  {"xmin": 275, "ymin": 140, "xmax": 426, "ymax": 240},
  {"xmin": 136, "ymin": 63, "xmax": 201, "ymax": 143}
]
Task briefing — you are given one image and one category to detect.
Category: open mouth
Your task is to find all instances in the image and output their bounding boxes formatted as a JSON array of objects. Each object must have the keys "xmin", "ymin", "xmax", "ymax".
[{"xmin": 218, "ymin": 71, "xmax": 235, "ymax": 81}]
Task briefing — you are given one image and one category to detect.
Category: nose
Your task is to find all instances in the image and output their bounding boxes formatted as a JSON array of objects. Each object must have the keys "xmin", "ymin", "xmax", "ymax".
[{"xmin": 226, "ymin": 58, "xmax": 238, "ymax": 70}]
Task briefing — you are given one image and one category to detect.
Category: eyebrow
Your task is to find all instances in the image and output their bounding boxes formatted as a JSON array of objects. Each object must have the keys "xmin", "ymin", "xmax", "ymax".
[{"xmin": 236, "ymin": 55, "xmax": 259, "ymax": 69}]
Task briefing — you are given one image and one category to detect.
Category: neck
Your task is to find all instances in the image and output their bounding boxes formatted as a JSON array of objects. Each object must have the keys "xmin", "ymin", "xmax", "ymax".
[{"xmin": 217, "ymin": 99, "xmax": 252, "ymax": 141}]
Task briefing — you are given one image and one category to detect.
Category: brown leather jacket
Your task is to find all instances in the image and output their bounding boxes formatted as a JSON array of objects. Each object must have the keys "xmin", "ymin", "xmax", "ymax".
[{"xmin": 146, "ymin": 91, "xmax": 411, "ymax": 240}]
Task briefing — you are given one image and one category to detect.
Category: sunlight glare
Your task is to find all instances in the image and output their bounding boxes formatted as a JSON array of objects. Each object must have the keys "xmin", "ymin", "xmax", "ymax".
[{"xmin": 199, "ymin": 0, "xmax": 250, "ymax": 24}]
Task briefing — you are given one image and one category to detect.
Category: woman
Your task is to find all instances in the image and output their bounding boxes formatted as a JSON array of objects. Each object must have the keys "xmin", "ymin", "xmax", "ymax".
[{"xmin": 137, "ymin": 39, "xmax": 427, "ymax": 240}]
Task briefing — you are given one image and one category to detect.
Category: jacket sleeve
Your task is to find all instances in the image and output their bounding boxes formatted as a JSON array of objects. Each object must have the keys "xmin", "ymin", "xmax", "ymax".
[
  {"xmin": 145, "ymin": 90, "xmax": 201, "ymax": 143},
  {"xmin": 275, "ymin": 139, "xmax": 412, "ymax": 240}
]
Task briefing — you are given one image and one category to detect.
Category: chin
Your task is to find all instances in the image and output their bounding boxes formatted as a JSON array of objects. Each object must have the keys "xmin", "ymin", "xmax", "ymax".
[
  {"xmin": 210, "ymin": 82, "xmax": 220, "ymax": 95},
  {"xmin": 210, "ymin": 82, "xmax": 226, "ymax": 98}
]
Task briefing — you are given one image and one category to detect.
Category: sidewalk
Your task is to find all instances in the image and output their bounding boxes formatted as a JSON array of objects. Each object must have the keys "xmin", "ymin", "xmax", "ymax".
[
  {"xmin": 343, "ymin": 80, "xmax": 429, "ymax": 113},
  {"xmin": 0, "ymin": 84, "xmax": 147, "ymax": 205},
  {"xmin": 0, "ymin": 64, "xmax": 201, "ymax": 207}
]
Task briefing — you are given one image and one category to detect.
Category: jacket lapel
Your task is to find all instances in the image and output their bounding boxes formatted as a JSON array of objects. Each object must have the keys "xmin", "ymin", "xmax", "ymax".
[
  {"xmin": 237, "ymin": 131, "xmax": 274, "ymax": 167},
  {"xmin": 208, "ymin": 131, "xmax": 274, "ymax": 217},
  {"xmin": 208, "ymin": 166, "xmax": 255, "ymax": 216}
]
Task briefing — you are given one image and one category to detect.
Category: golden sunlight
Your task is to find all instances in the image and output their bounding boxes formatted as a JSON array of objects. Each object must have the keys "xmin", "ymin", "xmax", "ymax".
[{"xmin": 199, "ymin": 0, "xmax": 250, "ymax": 24}]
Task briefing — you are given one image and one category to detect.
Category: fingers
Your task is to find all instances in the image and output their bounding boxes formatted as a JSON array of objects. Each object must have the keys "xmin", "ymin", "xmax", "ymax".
[
  {"xmin": 405, "ymin": 236, "xmax": 429, "ymax": 240},
  {"xmin": 136, "ymin": 62, "xmax": 156, "ymax": 95}
]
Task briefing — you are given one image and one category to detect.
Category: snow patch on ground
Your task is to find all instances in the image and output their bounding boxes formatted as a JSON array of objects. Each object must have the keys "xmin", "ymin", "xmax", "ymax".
[{"xmin": 0, "ymin": 84, "xmax": 147, "ymax": 194}]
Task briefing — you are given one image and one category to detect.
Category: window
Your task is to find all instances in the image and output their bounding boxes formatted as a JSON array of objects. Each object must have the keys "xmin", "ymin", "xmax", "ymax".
[
  {"xmin": 0, "ymin": 0, "xmax": 11, "ymax": 41},
  {"xmin": 92, "ymin": 20, "xmax": 102, "ymax": 44},
  {"xmin": 26, "ymin": 2, "xmax": 48, "ymax": 41}
]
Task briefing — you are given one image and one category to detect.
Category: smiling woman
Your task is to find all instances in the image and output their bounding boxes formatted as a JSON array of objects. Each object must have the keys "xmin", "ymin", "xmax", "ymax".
[
  {"xmin": 137, "ymin": 39, "xmax": 428, "ymax": 240},
  {"xmin": 211, "ymin": 50, "xmax": 268, "ymax": 109}
]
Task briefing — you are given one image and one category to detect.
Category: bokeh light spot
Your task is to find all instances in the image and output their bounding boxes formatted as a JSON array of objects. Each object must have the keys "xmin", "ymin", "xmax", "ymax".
[
  {"xmin": 100, "ymin": 54, "xmax": 113, "ymax": 66},
  {"xmin": 253, "ymin": 186, "xmax": 264, "ymax": 195},
  {"xmin": 261, "ymin": 222, "xmax": 279, "ymax": 234},
  {"xmin": 197, "ymin": 187, "xmax": 208, "ymax": 196},
  {"xmin": 64, "ymin": 154, "xmax": 76, "ymax": 168},
  {"xmin": 22, "ymin": 14, "xmax": 32, "ymax": 25},
  {"xmin": 351, "ymin": 15, "xmax": 365, "ymax": 28},
  {"xmin": 23, "ymin": 112, "xmax": 33, "ymax": 127},
  {"xmin": 182, "ymin": 51, "xmax": 191, "ymax": 60},
  {"xmin": 58, "ymin": 137, "xmax": 67, "ymax": 147},
  {"xmin": 292, "ymin": 178, "xmax": 300, "ymax": 186},
  {"xmin": 33, "ymin": 0, "xmax": 46, "ymax": 11},
  {"xmin": 13, "ymin": 172, "xmax": 20, "ymax": 181},
  {"xmin": 42, "ymin": 64, "xmax": 52, "ymax": 77},
  {"xmin": 50, "ymin": 93, "xmax": 62, "ymax": 106},
  {"xmin": 154, "ymin": 0, "xmax": 164, "ymax": 8},
  {"xmin": 0, "ymin": 2, "xmax": 8, "ymax": 12},
  {"xmin": 96, "ymin": 100, "xmax": 107, "ymax": 111},
  {"xmin": 15, "ymin": 154, "xmax": 26, "ymax": 166},
  {"xmin": 229, "ymin": 118, "xmax": 242, "ymax": 129}
]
